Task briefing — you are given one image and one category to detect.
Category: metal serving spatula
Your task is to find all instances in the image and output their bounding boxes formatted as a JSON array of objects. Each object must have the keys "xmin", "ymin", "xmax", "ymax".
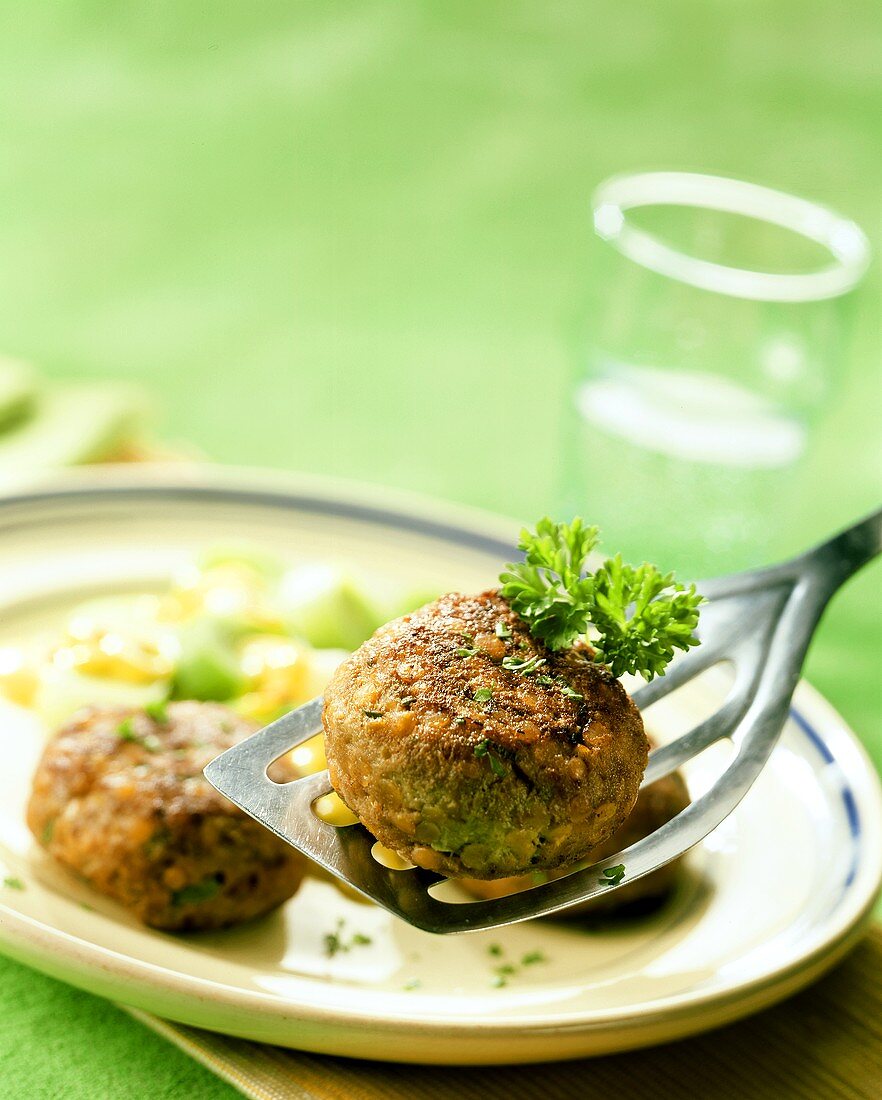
[{"xmin": 204, "ymin": 509, "xmax": 881, "ymax": 933}]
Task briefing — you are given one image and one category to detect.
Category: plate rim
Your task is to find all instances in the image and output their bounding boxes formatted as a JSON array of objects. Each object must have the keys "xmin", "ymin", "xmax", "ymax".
[{"xmin": 0, "ymin": 466, "xmax": 880, "ymax": 1054}]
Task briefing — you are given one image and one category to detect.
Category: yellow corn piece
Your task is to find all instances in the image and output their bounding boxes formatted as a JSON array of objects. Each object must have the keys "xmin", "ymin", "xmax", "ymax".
[
  {"xmin": 0, "ymin": 647, "xmax": 39, "ymax": 707},
  {"xmin": 240, "ymin": 636, "xmax": 310, "ymax": 699},
  {"xmin": 52, "ymin": 634, "xmax": 172, "ymax": 686},
  {"xmin": 160, "ymin": 563, "xmax": 285, "ymax": 631},
  {"xmin": 312, "ymin": 792, "xmax": 358, "ymax": 827},
  {"xmin": 288, "ymin": 732, "xmax": 328, "ymax": 776}
]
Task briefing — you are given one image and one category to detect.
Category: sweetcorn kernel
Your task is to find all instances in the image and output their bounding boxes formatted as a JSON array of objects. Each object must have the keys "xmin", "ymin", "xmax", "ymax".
[
  {"xmin": 0, "ymin": 647, "xmax": 39, "ymax": 707},
  {"xmin": 312, "ymin": 792, "xmax": 358, "ymax": 827}
]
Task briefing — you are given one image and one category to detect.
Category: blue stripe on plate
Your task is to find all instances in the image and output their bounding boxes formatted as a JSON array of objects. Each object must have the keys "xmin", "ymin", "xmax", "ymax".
[
  {"xmin": 0, "ymin": 483, "xmax": 518, "ymax": 558},
  {"xmin": 791, "ymin": 706, "xmax": 860, "ymax": 888}
]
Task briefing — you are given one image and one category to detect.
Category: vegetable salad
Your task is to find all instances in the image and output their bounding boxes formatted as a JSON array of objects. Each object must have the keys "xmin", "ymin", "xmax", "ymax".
[{"xmin": 0, "ymin": 548, "xmax": 412, "ymax": 746}]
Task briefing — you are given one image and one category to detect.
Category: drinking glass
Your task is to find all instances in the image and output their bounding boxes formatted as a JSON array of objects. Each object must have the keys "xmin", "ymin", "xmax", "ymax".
[{"xmin": 562, "ymin": 171, "xmax": 870, "ymax": 578}]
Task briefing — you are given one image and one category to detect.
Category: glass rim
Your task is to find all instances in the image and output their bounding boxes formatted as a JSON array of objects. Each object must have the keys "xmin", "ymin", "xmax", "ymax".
[{"xmin": 592, "ymin": 171, "xmax": 870, "ymax": 302}]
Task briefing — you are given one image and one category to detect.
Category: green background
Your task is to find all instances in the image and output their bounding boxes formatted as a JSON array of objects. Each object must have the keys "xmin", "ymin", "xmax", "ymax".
[{"xmin": 0, "ymin": 4, "xmax": 879, "ymax": 1096}]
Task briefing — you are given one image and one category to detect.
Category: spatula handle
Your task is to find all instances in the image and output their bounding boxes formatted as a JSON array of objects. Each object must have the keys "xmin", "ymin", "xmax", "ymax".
[{"xmin": 805, "ymin": 506, "xmax": 882, "ymax": 592}]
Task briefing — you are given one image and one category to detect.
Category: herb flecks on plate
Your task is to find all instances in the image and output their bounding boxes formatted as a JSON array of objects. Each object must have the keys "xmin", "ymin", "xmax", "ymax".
[
  {"xmin": 485, "ymin": 942, "xmax": 550, "ymax": 988},
  {"xmin": 500, "ymin": 517, "xmax": 702, "ymax": 680},
  {"xmin": 323, "ymin": 918, "xmax": 373, "ymax": 958}
]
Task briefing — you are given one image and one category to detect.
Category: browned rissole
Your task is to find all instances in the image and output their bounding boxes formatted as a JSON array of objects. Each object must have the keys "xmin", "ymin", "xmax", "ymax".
[
  {"xmin": 27, "ymin": 702, "xmax": 306, "ymax": 930},
  {"xmin": 323, "ymin": 591, "xmax": 649, "ymax": 879},
  {"xmin": 459, "ymin": 765, "xmax": 690, "ymax": 914}
]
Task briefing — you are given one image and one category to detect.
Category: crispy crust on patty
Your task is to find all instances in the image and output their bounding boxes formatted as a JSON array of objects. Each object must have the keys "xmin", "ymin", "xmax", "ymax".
[
  {"xmin": 323, "ymin": 591, "xmax": 649, "ymax": 878},
  {"xmin": 27, "ymin": 702, "xmax": 306, "ymax": 930}
]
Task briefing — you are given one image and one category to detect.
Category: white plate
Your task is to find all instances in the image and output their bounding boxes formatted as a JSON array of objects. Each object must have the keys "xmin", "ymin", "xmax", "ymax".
[{"xmin": 0, "ymin": 467, "xmax": 880, "ymax": 1065}]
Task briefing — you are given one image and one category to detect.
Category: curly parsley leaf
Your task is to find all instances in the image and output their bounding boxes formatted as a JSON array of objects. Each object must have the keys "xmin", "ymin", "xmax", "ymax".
[
  {"xmin": 499, "ymin": 519, "xmax": 702, "ymax": 680},
  {"xmin": 499, "ymin": 517, "xmax": 599, "ymax": 650},
  {"xmin": 590, "ymin": 555, "xmax": 702, "ymax": 679}
]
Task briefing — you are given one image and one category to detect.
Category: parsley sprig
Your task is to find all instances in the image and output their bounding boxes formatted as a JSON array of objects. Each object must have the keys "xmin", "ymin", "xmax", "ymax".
[{"xmin": 499, "ymin": 518, "xmax": 702, "ymax": 680}]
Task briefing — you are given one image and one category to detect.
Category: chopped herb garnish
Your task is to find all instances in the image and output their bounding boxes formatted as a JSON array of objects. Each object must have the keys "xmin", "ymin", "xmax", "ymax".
[
  {"xmin": 501, "ymin": 654, "xmax": 546, "ymax": 675},
  {"xmin": 172, "ymin": 876, "xmax": 221, "ymax": 906},
  {"xmin": 473, "ymin": 687, "xmax": 493, "ymax": 703},
  {"xmin": 116, "ymin": 717, "xmax": 136, "ymax": 740},
  {"xmin": 116, "ymin": 718, "xmax": 159, "ymax": 752},
  {"xmin": 474, "ymin": 740, "xmax": 507, "ymax": 778},
  {"xmin": 145, "ymin": 700, "xmax": 169, "ymax": 724},
  {"xmin": 500, "ymin": 518, "xmax": 702, "ymax": 679},
  {"xmin": 323, "ymin": 921, "xmax": 346, "ymax": 957},
  {"xmin": 599, "ymin": 864, "xmax": 626, "ymax": 887},
  {"xmin": 41, "ymin": 820, "xmax": 55, "ymax": 845},
  {"xmin": 536, "ymin": 674, "xmax": 555, "ymax": 686},
  {"xmin": 3, "ymin": 876, "xmax": 24, "ymax": 891},
  {"xmin": 495, "ymin": 621, "xmax": 512, "ymax": 640},
  {"xmin": 363, "ymin": 710, "xmax": 384, "ymax": 719},
  {"xmin": 400, "ymin": 696, "xmax": 416, "ymax": 709},
  {"xmin": 455, "ymin": 647, "xmax": 480, "ymax": 658},
  {"xmin": 459, "ymin": 632, "xmax": 475, "ymax": 645},
  {"xmin": 488, "ymin": 756, "xmax": 506, "ymax": 779},
  {"xmin": 560, "ymin": 684, "xmax": 583, "ymax": 700},
  {"xmin": 143, "ymin": 829, "xmax": 171, "ymax": 859},
  {"xmin": 324, "ymin": 931, "xmax": 344, "ymax": 956},
  {"xmin": 323, "ymin": 919, "xmax": 373, "ymax": 957},
  {"xmin": 403, "ymin": 978, "xmax": 422, "ymax": 991},
  {"xmin": 484, "ymin": 945, "xmax": 549, "ymax": 985}
]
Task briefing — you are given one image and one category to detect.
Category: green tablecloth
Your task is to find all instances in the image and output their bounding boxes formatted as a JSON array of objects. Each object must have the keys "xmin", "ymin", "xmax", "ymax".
[{"xmin": 0, "ymin": 4, "xmax": 879, "ymax": 1096}]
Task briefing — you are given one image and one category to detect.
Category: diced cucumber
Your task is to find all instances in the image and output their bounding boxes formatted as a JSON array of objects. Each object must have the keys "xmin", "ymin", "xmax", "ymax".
[
  {"xmin": 171, "ymin": 617, "xmax": 246, "ymax": 702},
  {"xmin": 280, "ymin": 565, "xmax": 381, "ymax": 651}
]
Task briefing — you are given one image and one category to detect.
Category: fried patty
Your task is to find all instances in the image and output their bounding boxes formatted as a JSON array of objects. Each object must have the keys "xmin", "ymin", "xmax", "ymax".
[
  {"xmin": 27, "ymin": 702, "xmax": 306, "ymax": 930},
  {"xmin": 459, "ymin": 765, "xmax": 690, "ymax": 914},
  {"xmin": 323, "ymin": 591, "xmax": 649, "ymax": 878}
]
